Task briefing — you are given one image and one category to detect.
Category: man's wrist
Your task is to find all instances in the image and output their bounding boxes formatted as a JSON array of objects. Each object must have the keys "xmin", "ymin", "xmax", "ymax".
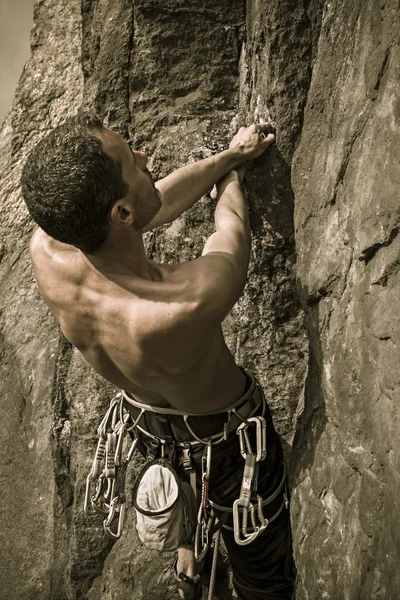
[
  {"xmin": 216, "ymin": 170, "xmax": 241, "ymax": 196},
  {"xmin": 215, "ymin": 148, "xmax": 244, "ymax": 171},
  {"xmin": 225, "ymin": 146, "xmax": 246, "ymax": 167}
]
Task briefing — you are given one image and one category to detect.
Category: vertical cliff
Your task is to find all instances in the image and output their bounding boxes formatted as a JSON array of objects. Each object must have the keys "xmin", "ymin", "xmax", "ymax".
[
  {"xmin": 291, "ymin": 1, "xmax": 400, "ymax": 598},
  {"xmin": 0, "ymin": 0, "xmax": 398, "ymax": 599}
]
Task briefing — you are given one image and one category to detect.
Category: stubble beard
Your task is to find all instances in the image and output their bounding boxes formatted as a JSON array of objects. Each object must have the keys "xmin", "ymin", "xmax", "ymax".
[
  {"xmin": 145, "ymin": 169, "xmax": 162, "ymax": 217},
  {"xmin": 134, "ymin": 186, "xmax": 162, "ymax": 230}
]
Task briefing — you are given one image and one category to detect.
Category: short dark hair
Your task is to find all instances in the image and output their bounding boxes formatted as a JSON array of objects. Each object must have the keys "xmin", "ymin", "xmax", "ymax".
[{"xmin": 21, "ymin": 113, "xmax": 128, "ymax": 253}]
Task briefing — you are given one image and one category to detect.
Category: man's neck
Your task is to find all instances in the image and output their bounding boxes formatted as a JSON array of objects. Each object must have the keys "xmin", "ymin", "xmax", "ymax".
[{"xmin": 84, "ymin": 229, "xmax": 155, "ymax": 280}]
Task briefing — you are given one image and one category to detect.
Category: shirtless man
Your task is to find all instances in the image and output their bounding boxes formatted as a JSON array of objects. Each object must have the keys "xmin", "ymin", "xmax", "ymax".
[{"xmin": 22, "ymin": 114, "xmax": 292, "ymax": 600}]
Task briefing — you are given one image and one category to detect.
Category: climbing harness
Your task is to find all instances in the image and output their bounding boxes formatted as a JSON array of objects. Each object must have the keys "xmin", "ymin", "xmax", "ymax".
[{"xmin": 84, "ymin": 376, "xmax": 290, "ymax": 599}]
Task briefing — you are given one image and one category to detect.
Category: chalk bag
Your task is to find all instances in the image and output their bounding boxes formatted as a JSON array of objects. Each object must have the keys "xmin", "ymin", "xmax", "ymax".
[{"xmin": 132, "ymin": 458, "xmax": 196, "ymax": 552}]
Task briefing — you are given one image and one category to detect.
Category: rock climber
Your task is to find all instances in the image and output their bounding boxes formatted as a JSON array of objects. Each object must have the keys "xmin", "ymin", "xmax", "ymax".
[{"xmin": 21, "ymin": 113, "xmax": 292, "ymax": 600}]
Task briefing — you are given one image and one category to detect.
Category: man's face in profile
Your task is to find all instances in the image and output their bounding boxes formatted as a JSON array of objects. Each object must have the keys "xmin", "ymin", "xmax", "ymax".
[{"xmin": 99, "ymin": 127, "xmax": 162, "ymax": 229}]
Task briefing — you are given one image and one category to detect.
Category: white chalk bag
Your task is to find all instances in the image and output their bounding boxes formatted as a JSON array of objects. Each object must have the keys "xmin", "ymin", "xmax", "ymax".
[{"xmin": 132, "ymin": 458, "xmax": 196, "ymax": 552}]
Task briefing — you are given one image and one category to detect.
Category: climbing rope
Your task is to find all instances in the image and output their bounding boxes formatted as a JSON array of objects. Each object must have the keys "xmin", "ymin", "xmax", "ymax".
[{"xmin": 207, "ymin": 529, "xmax": 221, "ymax": 600}]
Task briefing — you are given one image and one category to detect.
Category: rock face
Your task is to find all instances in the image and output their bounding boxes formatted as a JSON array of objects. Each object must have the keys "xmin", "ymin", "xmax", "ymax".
[
  {"xmin": 291, "ymin": 1, "xmax": 400, "ymax": 598},
  {"xmin": 0, "ymin": 1, "xmax": 398, "ymax": 599}
]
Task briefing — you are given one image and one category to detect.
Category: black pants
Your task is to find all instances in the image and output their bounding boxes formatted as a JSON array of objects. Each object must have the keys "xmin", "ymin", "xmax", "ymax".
[
  {"xmin": 222, "ymin": 506, "xmax": 292, "ymax": 599},
  {"xmin": 126, "ymin": 376, "xmax": 293, "ymax": 599}
]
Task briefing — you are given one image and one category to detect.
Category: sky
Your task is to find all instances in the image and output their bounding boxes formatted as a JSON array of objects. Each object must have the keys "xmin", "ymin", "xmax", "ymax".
[{"xmin": 0, "ymin": 0, "xmax": 35, "ymax": 124}]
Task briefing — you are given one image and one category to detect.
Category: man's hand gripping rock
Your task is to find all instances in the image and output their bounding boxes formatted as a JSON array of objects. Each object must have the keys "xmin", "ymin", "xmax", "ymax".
[{"xmin": 211, "ymin": 122, "xmax": 276, "ymax": 198}]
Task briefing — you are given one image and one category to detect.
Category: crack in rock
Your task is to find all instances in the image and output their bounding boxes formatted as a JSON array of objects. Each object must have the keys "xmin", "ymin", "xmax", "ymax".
[{"xmin": 359, "ymin": 227, "xmax": 399, "ymax": 264}]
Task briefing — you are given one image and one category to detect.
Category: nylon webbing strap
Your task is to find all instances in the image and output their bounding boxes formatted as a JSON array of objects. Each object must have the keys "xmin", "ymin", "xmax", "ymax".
[
  {"xmin": 238, "ymin": 454, "xmax": 257, "ymax": 507},
  {"xmin": 155, "ymin": 414, "xmax": 174, "ymax": 446}
]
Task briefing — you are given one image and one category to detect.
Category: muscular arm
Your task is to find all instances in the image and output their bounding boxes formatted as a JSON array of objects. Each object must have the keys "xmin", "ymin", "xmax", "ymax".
[
  {"xmin": 192, "ymin": 125, "xmax": 276, "ymax": 320},
  {"xmin": 203, "ymin": 170, "xmax": 251, "ymax": 290},
  {"xmin": 188, "ymin": 170, "xmax": 251, "ymax": 321},
  {"xmin": 144, "ymin": 149, "xmax": 238, "ymax": 232},
  {"xmin": 144, "ymin": 123, "xmax": 275, "ymax": 232}
]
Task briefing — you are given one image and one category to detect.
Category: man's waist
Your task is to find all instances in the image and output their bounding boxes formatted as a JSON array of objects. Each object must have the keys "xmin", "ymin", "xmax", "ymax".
[
  {"xmin": 123, "ymin": 359, "xmax": 247, "ymax": 414},
  {"xmin": 121, "ymin": 369, "xmax": 271, "ymax": 446},
  {"xmin": 122, "ymin": 367, "xmax": 256, "ymax": 418}
]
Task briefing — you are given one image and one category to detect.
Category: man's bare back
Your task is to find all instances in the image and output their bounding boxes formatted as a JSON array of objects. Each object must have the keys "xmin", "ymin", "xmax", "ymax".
[
  {"xmin": 30, "ymin": 228, "xmax": 246, "ymax": 413},
  {"xmin": 24, "ymin": 118, "xmax": 275, "ymax": 415}
]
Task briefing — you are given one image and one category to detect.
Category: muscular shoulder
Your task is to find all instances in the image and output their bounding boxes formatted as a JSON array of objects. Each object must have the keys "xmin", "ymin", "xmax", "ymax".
[
  {"xmin": 30, "ymin": 228, "xmax": 78, "ymax": 270},
  {"xmin": 29, "ymin": 228, "xmax": 83, "ymax": 311},
  {"xmin": 172, "ymin": 253, "xmax": 245, "ymax": 323},
  {"xmin": 29, "ymin": 227, "xmax": 47, "ymax": 264}
]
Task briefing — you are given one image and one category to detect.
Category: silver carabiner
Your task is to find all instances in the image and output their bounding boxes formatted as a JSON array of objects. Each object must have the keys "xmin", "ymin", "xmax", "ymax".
[
  {"xmin": 237, "ymin": 423, "xmax": 253, "ymax": 458},
  {"xmin": 247, "ymin": 416, "xmax": 267, "ymax": 462},
  {"xmin": 84, "ymin": 474, "xmax": 98, "ymax": 516},
  {"xmin": 126, "ymin": 437, "xmax": 139, "ymax": 463},
  {"xmin": 115, "ymin": 423, "xmax": 129, "ymax": 467},
  {"xmin": 98, "ymin": 396, "xmax": 120, "ymax": 439},
  {"xmin": 256, "ymin": 495, "xmax": 268, "ymax": 529},
  {"xmin": 233, "ymin": 500, "xmax": 261, "ymax": 546},
  {"xmin": 243, "ymin": 503, "xmax": 261, "ymax": 540},
  {"xmin": 201, "ymin": 438, "xmax": 212, "ymax": 481},
  {"xmin": 194, "ymin": 521, "xmax": 209, "ymax": 562},
  {"xmin": 103, "ymin": 496, "xmax": 126, "ymax": 541},
  {"xmin": 91, "ymin": 497, "xmax": 110, "ymax": 516},
  {"xmin": 236, "ymin": 416, "xmax": 266, "ymax": 462},
  {"xmin": 90, "ymin": 477, "xmax": 112, "ymax": 515}
]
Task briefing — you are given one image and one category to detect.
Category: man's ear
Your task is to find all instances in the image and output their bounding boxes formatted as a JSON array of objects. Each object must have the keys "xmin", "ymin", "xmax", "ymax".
[{"xmin": 110, "ymin": 201, "xmax": 134, "ymax": 226}]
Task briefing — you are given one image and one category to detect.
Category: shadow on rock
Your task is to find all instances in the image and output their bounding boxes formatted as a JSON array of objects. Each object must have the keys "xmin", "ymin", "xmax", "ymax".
[{"xmin": 245, "ymin": 146, "xmax": 295, "ymax": 243}]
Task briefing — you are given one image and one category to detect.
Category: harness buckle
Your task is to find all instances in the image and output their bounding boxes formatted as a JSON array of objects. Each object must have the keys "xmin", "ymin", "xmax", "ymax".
[
  {"xmin": 148, "ymin": 438, "xmax": 160, "ymax": 461},
  {"xmin": 182, "ymin": 447, "xmax": 193, "ymax": 471}
]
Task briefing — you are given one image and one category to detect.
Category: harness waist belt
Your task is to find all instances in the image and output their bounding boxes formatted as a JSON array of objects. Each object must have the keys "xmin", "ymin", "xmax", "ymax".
[
  {"xmin": 121, "ymin": 372, "xmax": 265, "ymax": 446},
  {"xmin": 121, "ymin": 370, "xmax": 258, "ymax": 416}
]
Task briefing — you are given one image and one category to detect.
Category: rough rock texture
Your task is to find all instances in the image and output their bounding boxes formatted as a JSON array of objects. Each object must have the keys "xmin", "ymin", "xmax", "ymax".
[
  {"xmin": 0, "ymin": 0, "xmax": 398, "ymax": 598},
  {"xmin": 291, "ymin": 1, "xmax": 400, "ymax": 598}
]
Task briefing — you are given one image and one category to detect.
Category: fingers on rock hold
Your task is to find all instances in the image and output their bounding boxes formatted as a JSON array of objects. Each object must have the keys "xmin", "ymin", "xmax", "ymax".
[
  {"xmin": 265, "ymin": 133, "xmax": 277, "ymax": 145},
  {"xmin": 259, "ymin": 122, "xmax": 276, "ymax": 135}
]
